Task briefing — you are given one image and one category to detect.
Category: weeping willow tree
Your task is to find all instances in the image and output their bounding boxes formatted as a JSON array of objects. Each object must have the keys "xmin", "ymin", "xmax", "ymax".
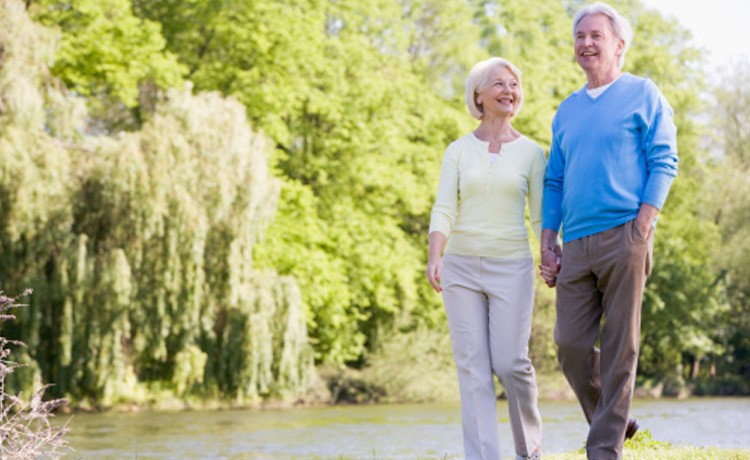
[{"xmin": 0, "ymin": 0, "xmax": 313, "ymax": 408}]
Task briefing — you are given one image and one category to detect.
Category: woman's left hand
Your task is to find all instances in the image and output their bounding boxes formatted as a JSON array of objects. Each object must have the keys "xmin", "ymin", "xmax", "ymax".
[{"xmin": 539, "ymin": 244, "xmax": 561, "ymax": 287}]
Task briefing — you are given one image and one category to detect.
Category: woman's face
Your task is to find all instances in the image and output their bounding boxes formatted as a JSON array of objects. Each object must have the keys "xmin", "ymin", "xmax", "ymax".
[{"xmin": 475, "ymin": 65, "xmax": 520, "ymax": 118}]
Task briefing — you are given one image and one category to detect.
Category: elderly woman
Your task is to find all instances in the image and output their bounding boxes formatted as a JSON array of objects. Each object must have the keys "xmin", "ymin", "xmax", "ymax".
[{"xmin": 426, "ymin": 57, "xmax": 544, "ymax": 460}]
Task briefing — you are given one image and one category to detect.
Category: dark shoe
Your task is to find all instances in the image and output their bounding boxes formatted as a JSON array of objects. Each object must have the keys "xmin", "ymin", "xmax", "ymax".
[{"xmin": 625, "ymin": 418, "xmax": 639, "ymax": 439}]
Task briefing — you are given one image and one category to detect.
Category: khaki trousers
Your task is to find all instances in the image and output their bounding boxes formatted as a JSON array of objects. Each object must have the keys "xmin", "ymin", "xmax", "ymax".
[
  {"xmin": 554, "ymin": 219, "xmax": 653, "ymax": 460},
  {"xmin": 442, "ymin": 254, "xmax": 542, "ymax": 460}
]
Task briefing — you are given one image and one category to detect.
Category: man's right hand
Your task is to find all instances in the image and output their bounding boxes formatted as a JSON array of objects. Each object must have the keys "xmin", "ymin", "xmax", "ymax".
[
  {"xmin": 539, "ymin": 228, "xmax": 562, "ymax": 288},
  {"xmin": 539, "ymin": 246, "xmax": 561, "ymax": 287}
]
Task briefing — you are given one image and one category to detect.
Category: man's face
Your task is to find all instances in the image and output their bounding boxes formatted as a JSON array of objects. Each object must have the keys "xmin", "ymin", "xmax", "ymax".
[{"xmin": 574, "ymin": 13, "xmax": 624, "ymax": 76}]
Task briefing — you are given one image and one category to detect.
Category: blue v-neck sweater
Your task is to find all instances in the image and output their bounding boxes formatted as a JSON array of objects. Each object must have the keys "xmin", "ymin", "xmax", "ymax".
[{"xmin": 542, "ymin": 73, "xmax": 679, "ymax": 243}]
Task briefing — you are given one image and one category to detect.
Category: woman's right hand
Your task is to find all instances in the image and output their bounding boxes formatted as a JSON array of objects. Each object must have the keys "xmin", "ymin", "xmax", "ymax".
[
  {"xmin": 539, "ymin": 260, "xmax": 559, "ymax": 287},
  {"xmin": 539, "ymin": 245, "xmax": 561, "ymax": 287},
  {"xmin": 426, "ymin": 232, "xmax": 447, "ymax": 293},
  {"xmin": 539, "ymin": 230, "xmax": 561, "ymax": 287},
  {"xmin": 426, "ymin": 258, "xmax": 443, "ymax": 293}
]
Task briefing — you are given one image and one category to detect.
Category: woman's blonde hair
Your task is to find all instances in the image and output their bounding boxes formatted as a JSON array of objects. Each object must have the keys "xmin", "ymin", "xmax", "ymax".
[{"xmin": 464, "ymin": 57, "xmax": 524, "ymax": 120}]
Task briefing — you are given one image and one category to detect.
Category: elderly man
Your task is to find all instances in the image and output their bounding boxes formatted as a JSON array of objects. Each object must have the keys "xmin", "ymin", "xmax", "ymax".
[{"xmin": 539, "ymin": 2, "xmax": 678, "ymax": 459}]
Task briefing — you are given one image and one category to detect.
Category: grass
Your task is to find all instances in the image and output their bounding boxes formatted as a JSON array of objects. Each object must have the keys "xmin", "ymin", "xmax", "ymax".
[
  {"xmin": 545, "ymin": 429, "xmax": 750, "ymax": 460},
  {"xmin": 312, "ymin": 430, "xmax": 750, "ymax": 459},
  {"xmin": 548, "ymin": 445, "xmax": 749, "ymax": 458}
]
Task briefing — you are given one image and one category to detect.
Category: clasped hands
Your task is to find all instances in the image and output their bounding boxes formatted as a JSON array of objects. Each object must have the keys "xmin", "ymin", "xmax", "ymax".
[{"xmin": 539, "ymin": 244, "xmax": 562, "ymax": 287}]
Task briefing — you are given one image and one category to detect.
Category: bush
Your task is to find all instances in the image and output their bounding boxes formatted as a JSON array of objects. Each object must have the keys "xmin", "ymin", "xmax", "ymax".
[
  {"xmin": 693, "ymin": 375, "xmax": 750, "ymax": 396},
  {"xmin": 0, "ymin": 290, "xmax": 70, "ymax": 459}
]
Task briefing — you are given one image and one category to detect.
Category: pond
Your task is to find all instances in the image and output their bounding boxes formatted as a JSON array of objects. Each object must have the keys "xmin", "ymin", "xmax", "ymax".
[{"xmin": 61, "ymin": 397, "xmax": 750, "ymax": 459}]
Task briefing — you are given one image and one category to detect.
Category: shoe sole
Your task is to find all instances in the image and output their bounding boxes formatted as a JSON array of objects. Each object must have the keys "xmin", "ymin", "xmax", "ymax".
[{"xmin": 626, "ymin": 420, "xmax": 639, "ymax": 439}]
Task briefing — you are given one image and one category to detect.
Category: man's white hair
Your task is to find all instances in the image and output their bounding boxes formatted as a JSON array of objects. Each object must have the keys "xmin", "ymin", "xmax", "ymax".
[{"xmin": 573, "ymin": 2, "xmax": 634, "ymax": 70}]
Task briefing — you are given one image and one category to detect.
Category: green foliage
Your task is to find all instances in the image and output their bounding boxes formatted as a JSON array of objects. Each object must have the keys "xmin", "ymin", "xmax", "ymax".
[
  {"xmin": 626, "ymin": 428, "xmax": 672, "ymax": 450},
  {"xmin": 360, "ymin": 326, "xmax": 458, "ymax": 403},
  {"xmin": 473, "ymin": 0, "xmax": 582, "ymax": 146},
  {"xmin": 696, "ymin": 58, "xmax": 750, "ymax": 387},
  {"xmin": 403, "ymin": 0, "xmax": 485, "ymax": 98},
  {"xmin": 529, "ymin": 279, "xmax": 559, "ymax": 374},
  {"xmin": 611, "ymin": 1, "xmax": 728, "ymax": 387},
  {"xmin": 0, "ymin": 290, "xmax": 71, "ymax": 459},
  {"xmin": 135, "ymin": 0, "xmax": 474, "ymax": 365},
  {"xmin": 639, "ymin": 217, "xmax": 726, "ymax": 383},
  {"xmin": 253, "ymin": 180, "xmax": 364, "ymax": 364},
  {"xmin": 133, "ymin": 0, "xmax": 330, "ymax": 144},
  {"xmin": 1, "ymin": 0, "xmax": 314, "ymax": 407},
  {"xmin": 614, "ymin": 3, "xmax": 747, "ymax": 390},
  {"xmin": 2, "ymin": 0, "xmax": 746, "ymax": 405},
  {"xmin": 29, "ymin": 0, "xmax": 185, "ymax": 128}
]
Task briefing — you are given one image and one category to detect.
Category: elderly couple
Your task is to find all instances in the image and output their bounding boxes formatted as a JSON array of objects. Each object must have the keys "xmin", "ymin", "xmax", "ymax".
[{"xmin": 425, "ymin": 2, "xmax": 678, "ymax": 460}]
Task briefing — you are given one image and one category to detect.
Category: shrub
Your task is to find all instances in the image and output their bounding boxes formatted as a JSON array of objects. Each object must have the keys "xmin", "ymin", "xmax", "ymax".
[{"xmin": 0, "ymin": 289, "xmax": 70, "ymax": 459}]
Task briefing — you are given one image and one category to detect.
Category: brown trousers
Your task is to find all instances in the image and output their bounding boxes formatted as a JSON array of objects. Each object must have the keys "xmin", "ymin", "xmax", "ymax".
[{"xmin": 554, "ymin": 219, "xmax": 653, "ymax": 460}]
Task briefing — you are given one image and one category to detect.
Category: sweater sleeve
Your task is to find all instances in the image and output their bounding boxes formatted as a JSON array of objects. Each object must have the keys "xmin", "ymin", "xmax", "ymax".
[
  {"xmin": 429, "ymin": 144, "xmax": 459, "ymax": 238},
  {"xmin": 527, "ymin": 146, "xmax": 546, "ymax": 241},
  {"xmin": 542, "ymin": 118, "xmax": 564, "ymax": 232},
  {"xmin": 641, "ymin": 80, "xmax": 679, "ymax": 209}
]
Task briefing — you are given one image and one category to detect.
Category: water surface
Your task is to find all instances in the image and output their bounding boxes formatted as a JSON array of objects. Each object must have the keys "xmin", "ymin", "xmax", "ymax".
[{"xmin": 61, "ymin": 398, "xmax": 750, "ymax": 459}]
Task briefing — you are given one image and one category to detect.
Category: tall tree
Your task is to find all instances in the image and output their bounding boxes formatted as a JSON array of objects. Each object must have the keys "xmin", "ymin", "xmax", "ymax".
[
  {"xmin": 135, "ymin": 0, "xmax": 477, "ymax": 364},
  {"xmin": 697, "ymin": 58, "xmax": 750, "ymax": 393},
  {"xmin": 471, "ymin": 0, "xmax": 582, "ymax": 145},
  {"xmin": 1, "ymin": 0, "xmax": 314, "ymax": 406},
  {"xmin": 620, "ymin": 1, "xmax": 727, "ymax": 389},
  {"xmin": 28, "ymin": 0, "xmax": 185, "ymax": 130},
  {"xmin": 8, "ymin": 0, "xmax": 740, "ymax": 402}
]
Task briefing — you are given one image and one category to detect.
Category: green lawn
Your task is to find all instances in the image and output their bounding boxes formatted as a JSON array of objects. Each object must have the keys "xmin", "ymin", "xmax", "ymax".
[
  {"xmin": 317, "ymin": 430, "xmax": 750, "ymax": 459},
  {"xmin": 546, "ymin": 429, "xmax": 750, "ymax": 460}
]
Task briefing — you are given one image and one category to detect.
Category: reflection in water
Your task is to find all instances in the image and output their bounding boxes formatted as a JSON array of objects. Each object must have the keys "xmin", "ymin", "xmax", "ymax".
[{"xmin": 61, "ymin": 398, "xmax": 750, "ymax": 459}]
